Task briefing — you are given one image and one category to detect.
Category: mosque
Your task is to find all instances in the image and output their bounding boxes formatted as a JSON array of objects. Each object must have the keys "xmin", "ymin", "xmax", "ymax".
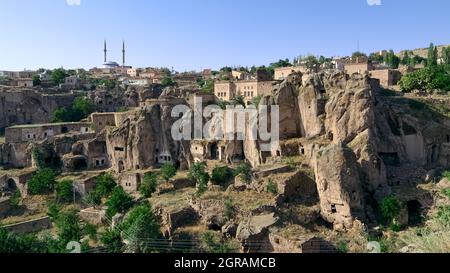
[{"xmin": 102, "ymin": 40, "xmax": 126, "ymax": 69}]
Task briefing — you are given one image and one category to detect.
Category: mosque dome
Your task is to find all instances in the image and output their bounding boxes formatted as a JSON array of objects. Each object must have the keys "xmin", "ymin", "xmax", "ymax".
[{"xmin": 103, "ymin": 61, "xmax": 120, "ymax": 69}]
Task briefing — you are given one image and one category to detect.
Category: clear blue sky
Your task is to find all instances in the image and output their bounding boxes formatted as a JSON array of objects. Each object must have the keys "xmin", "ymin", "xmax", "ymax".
[{"xmin": 1, "ymin": 0, "xmax": 449, "ymax": 71}]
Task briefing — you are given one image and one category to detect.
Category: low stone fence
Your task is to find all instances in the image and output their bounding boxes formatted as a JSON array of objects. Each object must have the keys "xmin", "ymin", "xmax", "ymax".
[{"xmin": 2, "ymin": 216, "xmax": 52, "ymax": 234}]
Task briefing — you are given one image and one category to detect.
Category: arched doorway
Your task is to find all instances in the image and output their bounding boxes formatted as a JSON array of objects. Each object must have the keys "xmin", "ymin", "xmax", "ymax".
[
  {"xmin": 6, "ymin": 178, "xmax": 17, "ymax": 191},
  {"xmin": 61, "ymin": 127, "xmax": 69, "ymax": 134},
  {"xmin": 73, "ymin": 158, "xmax": 87, "ymax": 171},
  {"xmin": 210, "ymin": 143, "xmax": 218, "ymax": 160},
  {"xmin": 118, "ymin": 160, "xmax": 125, "ymax": 173},
  {"xmin": 407, "ymin": 200, "xmax": 423, "ymax": 226}
]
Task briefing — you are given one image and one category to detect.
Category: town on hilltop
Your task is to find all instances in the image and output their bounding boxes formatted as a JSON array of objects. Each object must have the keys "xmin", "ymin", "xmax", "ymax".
[{"xmin": 1, "ymin": 41, "xmax": 450, "ymax": 254}]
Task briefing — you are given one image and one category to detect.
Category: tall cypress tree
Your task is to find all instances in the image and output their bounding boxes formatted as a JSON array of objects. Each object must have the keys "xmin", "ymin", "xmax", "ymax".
[{"xmin": 427, "ymin": 43, "xmax": 438, "ymax": 67}]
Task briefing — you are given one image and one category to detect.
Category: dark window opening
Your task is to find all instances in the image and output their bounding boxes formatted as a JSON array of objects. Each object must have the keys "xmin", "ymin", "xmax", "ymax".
[
  {"xmin": 331, "ymin": 204, "xmax": 337, "ymax": 214},
  {"xmin": 115, "ymin": 147, "xmax": 125, "ymax": 152},
  {"xmin": 378, "ymin": 152, "xmax": 400, "ymax": 166},
  {"xmin": 61, "ymin": 127, "xmax": 68, "ymax": 134},
  {"xmin": 210, "ymin": 143, "xmax": 218, "ymax": 160},
  {"xmin": 407, "ymin": 200, "xmax": 423, "ymax": 226}
]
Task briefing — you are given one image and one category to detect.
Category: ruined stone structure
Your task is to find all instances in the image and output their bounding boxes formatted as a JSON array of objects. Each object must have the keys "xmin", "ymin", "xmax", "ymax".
[{"xmin": 0, "ymin": 88, "xmax": 75, "ymax": 129}]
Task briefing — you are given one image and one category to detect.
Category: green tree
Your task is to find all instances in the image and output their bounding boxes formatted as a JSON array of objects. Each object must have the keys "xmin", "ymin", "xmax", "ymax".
[
  {"xmin": 269, "ymin": 59, "xmax": 292, "ymax": 68},
  {"xmin": 100, "ymin": 228, "xmax": 124, "ymax": 253},
  {"xmin": 100, "ymin": 79, "xmax": 117, "ymax": 90},
  {"xmin": 83, "ymin": 191, "xmax": 102, "ymax": 206},
  {"xmin": 380, "ymin": 196, "xmax": 401, "ymax": 227},
  {"xmin": 105, "ymin": 186, "xmax": 134, "ymax": 218},
  {"xmin": 399, "ymin": 66, "xmax": 450, "ymax": 92},
  {"xmin": 139, "ymin": 172, "xmax": 158, "ymax": 198},
  {"xmin": 95, "ymin": 173, "xmax": 117, "ymax": 197},
  {"xmin": 160, "ymin": 162, "xmax": 177, "ymax": 183},
  {"xmin": 47, "ymin": 201, "xmax": 61, "ymax": 220},
  {"xmin": 121, "ymin": 202, "xmax": 160, "ymax": 253},
  {"xmin": 32, "ymin": 75, "xmax": 41, "ymax": 86},
  {"xmin": 384, "ymin": 50, "xmax": 400, "ymax": 69},
  {"xmin": 231, "ymin": 95, "xmax": 246, "ymax": 108},
  {"xmin": 31, "ymin": 147, "xmax": 45, "ymax": 169},
  {"xmin": 233, "ymin": 163, "xmax": 252, "ymax": 182},
  {"xmin": 442, "ymin": 46, "xmax": 450, "ymax": 65},
  {"xmin": 28, "ymin": 168, "xmax": 56, "ymax": 195},
  {"xmin": 56, "ymin": 180, "xmax": 74, "ymax": 203},
  {"xmin": 352, "ymin": 51, "xmax": 367, "ymax": 60},
  {"xmin": 83, "ymin": 223, "xmax": 98, "ymax": 241},
  {"xmin": 188, "ymin": 162, "xmax": 210, "ymax": 195},
  {"xmin": 51, "ymin": 68, "xmax": 67, "ymax": 86},
  {"xmin": 303, "ymin": 55, "xmax": 320, "ymax": 70},
  {"xmin": 52, "ymin": 96, "xmax": 94, "ymax": 123},
  {"xmin": 201, "ymin": 79, "xmax": 214, "ymax": 93},
  {"xmin": 211, "ymin": 166, "xmax": 232, "ymax": 185},
  {"xmin": 55, "ymin": 210, "xmax": 82, "ymax": 245},
  {"xmin": 73, "ymin": 96, "xmax": 94, "ymax": 116},
  {"xmin": 161, "ymin": 77, "xmax": 175, "ymax": 87},
  {"xmin": 427, "ymin": 43, "xmax": 438, "ymax": 67}
]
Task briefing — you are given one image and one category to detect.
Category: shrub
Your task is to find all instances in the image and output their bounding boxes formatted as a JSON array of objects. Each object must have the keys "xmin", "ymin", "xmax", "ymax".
[
  {"xmin": 233, "ymin": 163, "xmax": 252, "ymax": 182},
  {"xmin": 442, "ymin": 188, "xmax": 450, "ymax": 199},
  {"xmin": 28, "ymin": 168, "xmax": 56, "ymax": 195},
  {"xmin": 9, "ymin": 191, "xmax": 21, "ymax": 208},
  {"xmin": 380, "ymin": 196, "xmax": 401, "ymax": 226},
  {"xmin": 200, "ymin": 231, "xmax": 239, "ymax": 253},
  {"xmin": 442, "ymin": 170, "xmax": 450, "ymax": 181},
  {"xmin": 337, "ymin": 241, "xmax": 349, "ymax": 253},
  {"xmin": 55, "ymin": 209, "xmax": 82, "ymax": 245},
  {"xmin": 211, "ymin": 166, "xmax": 232, "ymax": 185},
  {"xmin": 83, "ymin": 224, "xmax": 98, "ymax": 241},
  {"xmin": 56, "ymin": 180, "xmax": 74, "ymax": 203},
  {"xmin": 105, "ymin": 187, "xmax": 134, "ymax": 218},
  {"xmin": 83, "ymin": 191, "xmax": 102, "ymax": 206},
  {"xmin": 100, "ymin": 228, "xmax": 124, "ymax": 253},
  {"xmin": 266, "ymin": 179, "xmax": 278, "ymax": 195},
  {"xmin": 436, "ymin": 206, "xmax": 450, "ymax": 227},
  {"xmin": 47, "ymin": 201, "xmax": 61, "ymax": 220},
  {"xmin": 95, "ymin": 173, "xmax": 117, "ymax": 198},
  {"xmin": 399, "ymin": 66, "xmax": 450, "ymax": 92},
  {"xmin": 160, "ymin": 163, "xmax": 177, "ymax": 183},
  {"xmin": 121, "ymin": 202, "xmax": 160, "ymax": 253},
  {"xmin": 224, "ymin": 198, "xmax": 235, "ymax": 221},
  {"xmin": 139, "ymin": 172, "xmax": 158, "ymax": 198},
  {"xmin": 188, "ymin": 162, "xmax": 210, "ymax": 195}
]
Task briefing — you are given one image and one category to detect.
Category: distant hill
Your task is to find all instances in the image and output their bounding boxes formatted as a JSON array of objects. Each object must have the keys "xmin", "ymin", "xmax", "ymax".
[{"xmin": 397, "ymin": 44, "xmax": 450, "ymax": 58}]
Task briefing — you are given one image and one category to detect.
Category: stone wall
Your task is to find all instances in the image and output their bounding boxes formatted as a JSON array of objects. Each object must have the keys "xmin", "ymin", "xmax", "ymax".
[{"xmin": 2, "ymin": 216, "xmax": 52, "ymax": 234}]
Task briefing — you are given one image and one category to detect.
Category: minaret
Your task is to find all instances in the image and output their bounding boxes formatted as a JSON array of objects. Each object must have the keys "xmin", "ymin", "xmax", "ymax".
[
  {"xmin": 104, "ymin": 40, "xmax": 107, "ymax": 63},
  {"xmin": 122, "ymin": 40, "xmax": 126, "ymax": 67}
]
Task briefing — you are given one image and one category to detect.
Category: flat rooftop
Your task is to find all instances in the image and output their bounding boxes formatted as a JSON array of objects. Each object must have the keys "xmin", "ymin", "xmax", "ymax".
[{"xmin": 8, "ymin": 122, "xmax": 89, "ymax": 129}]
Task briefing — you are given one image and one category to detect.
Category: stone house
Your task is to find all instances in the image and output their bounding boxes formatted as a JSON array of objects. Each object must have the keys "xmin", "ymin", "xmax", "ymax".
[
  {"xmin": 5, "ymin": 122, "xmax": 92, "ymax": 144},
  {"xmin": 344, "ymin": 62, "xmax": 374, "ymax": 75},
  {"xmin": 274, "ymin": 66, "xmax": 307, "ymax": 80},
  {"xmin": 369, "ymin": 69, "xmax": 402, "ymax": 87},
  {"xmin": 214, "ymin": 80, "xmax": 275, "ymax": 104},
  {"xmin": 88, "ymin": 112, "xmax": 118, "ymax": 132}
]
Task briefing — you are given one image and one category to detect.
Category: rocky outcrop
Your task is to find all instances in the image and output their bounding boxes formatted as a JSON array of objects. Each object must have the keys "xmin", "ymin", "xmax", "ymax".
[
  {"xmin": 106, "ymin": 101, "xmax": 188, "ymax": 173},
  {"xmin": 236, "ymin": 213, "xmax": 278, "ymax": 253},
  {"xmin": 315, "ymin": 143, "xmax": 365, "ymax": 230}
]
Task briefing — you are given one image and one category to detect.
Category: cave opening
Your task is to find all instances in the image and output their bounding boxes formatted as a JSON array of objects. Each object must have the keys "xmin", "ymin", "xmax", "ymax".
[{"xmin": 407, "ymin": 200, "xmax": 423, "ymax": 226}]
